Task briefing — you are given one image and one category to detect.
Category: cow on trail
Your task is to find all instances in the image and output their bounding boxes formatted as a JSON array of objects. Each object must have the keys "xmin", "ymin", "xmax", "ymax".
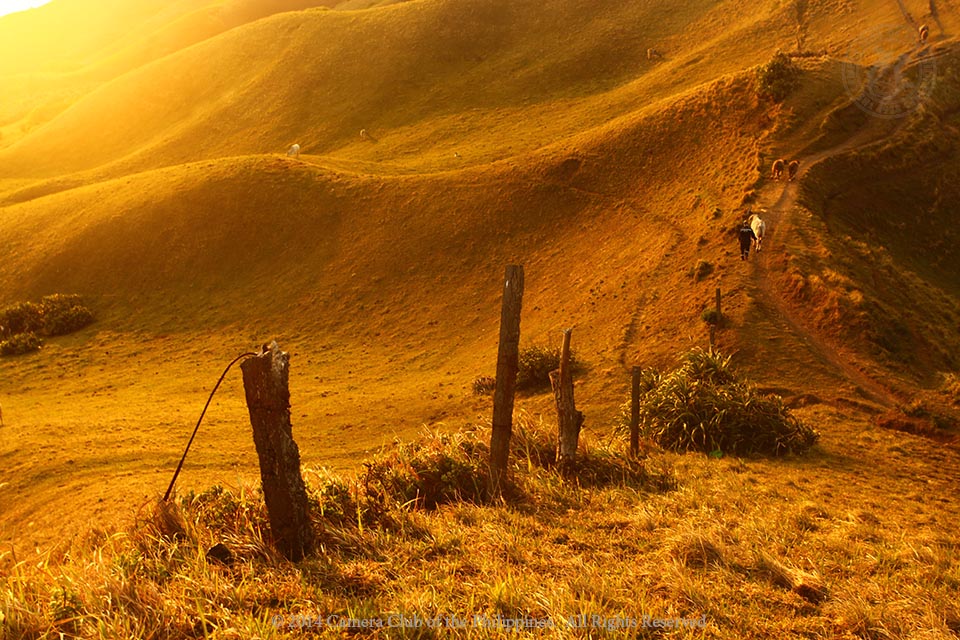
[
  {"xmin": 748, "ymin": 212, "xmax": 766, "ymax": 252},
  {"xmin": 771, "ymin": 158, "xmax": 786, "ymax": 180}
]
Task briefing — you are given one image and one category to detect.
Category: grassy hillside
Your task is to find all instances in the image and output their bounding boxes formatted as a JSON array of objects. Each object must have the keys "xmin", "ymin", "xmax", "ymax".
[
  {"xmin": 1, "ymin": 2, "xmax": 959, "ymax": 632},
  {"xmin": 0, "ymin": 0, "xmax": 855, "ymax": 180},
  {"xmin": 0, "ymin": 0, "xmax": 346, "ymax": 149},
  {"xmin": 3, "ymin": 411, "xmax": 960, "ymax": 638}
]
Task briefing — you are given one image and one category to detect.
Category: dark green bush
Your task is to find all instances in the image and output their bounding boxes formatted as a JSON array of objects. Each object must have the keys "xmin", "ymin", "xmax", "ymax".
[
  {"xmin": 44, "ymin": 305, "xmax": 95, "ymax": 337},
  {"xmin": 636, "ymin": 348, "xmax": 818, "ymax": 456},
  {"xmin": 701, "ymin": 308, "xmax": 721, "ymax": 325},
  {"xmin": 39, "ymin": 294, "xmax": 95, "ymax": 336},
  {"xmin": 757, "ymin": 52, "xmax": 800, "ymax": 102},
  {"xmin": 0, "ymin": 332, "xmax": 42, "ymax": 356},
  {"xmin": 0, "ymin": 294, "xmax": 94, "ymax": 354},
  {"xmin": 517, "ymin": 345, "xmax": 583, "ymax": 392},
  {"xmin": 0, "ymin": 302, "xmax": 42, "ymax": 338}
]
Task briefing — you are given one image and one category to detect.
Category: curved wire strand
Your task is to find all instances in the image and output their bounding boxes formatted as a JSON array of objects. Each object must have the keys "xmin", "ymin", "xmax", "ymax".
[{"xmin": 163, "ymin": 351, "xmax": 257, "ymax": 502}]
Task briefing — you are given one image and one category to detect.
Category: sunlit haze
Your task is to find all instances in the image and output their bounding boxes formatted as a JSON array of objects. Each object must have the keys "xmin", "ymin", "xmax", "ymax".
[{"xmin": 0, "ymin": 0, "xmax": 50, "ymax": 18}]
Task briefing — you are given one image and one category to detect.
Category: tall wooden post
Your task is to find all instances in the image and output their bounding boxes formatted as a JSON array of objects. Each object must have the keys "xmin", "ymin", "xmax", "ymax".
[
  {"xmin": 241, "ymin": 342, "xmax": 314, "ymax": 561},
  {"xmin": 630, "ymin": 366, "xmax": 641, "ymax": 457},
  {"xmin": 715, "ymin": 287, "xmax": 722, "ymax": 323},
  {"xmin": 550, "ymin": 328, "xmax": 583, "ymax": 474},
  {"xmin": 490, "ymin": 265, "xmax": 524, "ymax": 493}
]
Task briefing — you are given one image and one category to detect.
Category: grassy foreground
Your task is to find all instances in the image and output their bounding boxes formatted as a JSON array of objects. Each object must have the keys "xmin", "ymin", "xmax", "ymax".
[{"xmin": 2, "ymin": 407, "xmax": 959, "ymax": 639}]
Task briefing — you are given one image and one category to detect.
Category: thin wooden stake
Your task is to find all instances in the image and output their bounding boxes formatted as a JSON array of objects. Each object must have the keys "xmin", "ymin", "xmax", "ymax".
[
  {"xmin": 630, "ymin": 366, "xmax": 641, "ymax": 458},
  {"xmin": 550, "ymin": 328, "xmax": 583, "ymax": 475},
  {"xmin": 490, "ymin": 265, "xmax": 524, "ymax": 494}
]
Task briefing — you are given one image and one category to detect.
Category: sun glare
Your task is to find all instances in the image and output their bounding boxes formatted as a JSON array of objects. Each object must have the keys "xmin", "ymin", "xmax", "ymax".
[{"xmin": 0, "ymin": 0, "xmax": 51, "ymax": 19}]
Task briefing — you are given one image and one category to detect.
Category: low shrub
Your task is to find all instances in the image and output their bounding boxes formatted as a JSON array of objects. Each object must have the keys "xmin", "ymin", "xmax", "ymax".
[
  {"xmin": 0, "ymin": 302, "xmax": 42, "ymax": 338},
  {"xmin": 636, "ymin": 348, "xmax": 818, "ymax": 456},
  {"xmin": 0, "ymin": 294, "xmax": 94, "ymax": 356},
  {"xmin": 362, "ymin": 430, "xmax": 490, "ymax": 510},
  {"xmin": 757, "ymin": 51, "xmax": 800, "ymax": 102},
  {"xmin": 39, "ymin": 294, "xmax": 95, "ymax": 336},
  {"xmin": 0, "ymin": 332, "xmax": 42, "ymax": 356},
  {"xmin": 474, "ymin": 346, "xmax": 585, "ymax": 394},
  {"xmin": 517, "ymin": 345, "xmax": 582, "ymax": 392}
]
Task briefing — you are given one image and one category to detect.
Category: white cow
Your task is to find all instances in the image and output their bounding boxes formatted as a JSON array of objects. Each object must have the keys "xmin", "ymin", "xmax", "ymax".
[
  {"xmin": 748, "ymin": 213, "xmax": 766, "ymax": 252},
  {"xmin": 287, "ymin": 144, "xmax": 300, "ymax": 157}
]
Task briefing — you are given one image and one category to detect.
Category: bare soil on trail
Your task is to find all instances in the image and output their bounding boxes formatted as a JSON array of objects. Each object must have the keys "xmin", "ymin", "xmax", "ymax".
[{"xmin": 736, "ymin": 130, "xmax": 903, "ymax": 410}]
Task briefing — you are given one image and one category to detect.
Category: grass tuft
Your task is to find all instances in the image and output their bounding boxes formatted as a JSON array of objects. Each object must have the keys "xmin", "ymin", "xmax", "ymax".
[{"xmin": 633, "ymin": 348, "xmax": 819, "ymax": 456}]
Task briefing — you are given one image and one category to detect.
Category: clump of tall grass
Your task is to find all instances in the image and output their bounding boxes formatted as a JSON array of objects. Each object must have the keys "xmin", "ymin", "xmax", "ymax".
[
  {"xmin": 632, "ymin": 348, "xmax": 819, "ymax": 456},
  {"xmin": 362, "ymin": 428, "xmax": 491, "ymax": 510}
]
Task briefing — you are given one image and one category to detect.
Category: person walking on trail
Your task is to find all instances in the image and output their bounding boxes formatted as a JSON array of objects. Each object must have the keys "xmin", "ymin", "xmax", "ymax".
[{"xmin": 739, "ymin": 219, "xmax": 757, "ymax": 260}]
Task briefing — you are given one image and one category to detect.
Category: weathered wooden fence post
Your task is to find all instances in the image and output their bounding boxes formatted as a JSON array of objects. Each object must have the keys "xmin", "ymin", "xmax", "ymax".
[
  {"xmin": 630, "ymin": 366, "xmax": 641, "ymax": 457},
  {"xmin": 715, "ymin": 286, "xmax": 722, "ymax": 323},
  {"xmin": 550, "ymin": 328, "xmax": 583, "ymax": 474},
  {"xmin": 490, "ymin": 265, "xmax": 524, "ymax": 494},
  {"xmin": 241, "ymin": 342, "xmax": 314, "ymax": 561}
]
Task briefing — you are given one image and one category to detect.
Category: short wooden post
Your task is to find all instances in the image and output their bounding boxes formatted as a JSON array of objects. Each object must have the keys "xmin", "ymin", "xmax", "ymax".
[
  {"xmin": 630, "ymin": 366, "xmax": 641, "ymax": 457},
  {"xmin": 241, "ymin": 342, "xmax": 314, "ymax": 561},
  {"xmin": 715, "ymin": 287, "xmax": 722, "ymax": 323},
  {"xmin": 550, "ymin": 328, "xmax": 583, "ymax": 475},
  {"xmin": 490, "ymin": 265, "xmax": 524, "ymax": 493}
]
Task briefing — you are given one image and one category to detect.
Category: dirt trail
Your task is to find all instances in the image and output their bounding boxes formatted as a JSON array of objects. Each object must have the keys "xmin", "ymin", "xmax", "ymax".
[
  {"xmin": 747, "ymin": 40, "xmax": 960, "ymax": 407},
  {"xmin": 744, "ymin": 128, "xmax": 906, "ymax": 408}
]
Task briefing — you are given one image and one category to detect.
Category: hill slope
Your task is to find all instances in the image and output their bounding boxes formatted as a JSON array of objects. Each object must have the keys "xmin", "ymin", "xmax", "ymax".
[
  {"xmin": 0, "ymin": 0, "xmax": 866, "ymax": 179},
  {"xmin": 1, "ymin": 0, "xmax": 959, "ymax": 548}
]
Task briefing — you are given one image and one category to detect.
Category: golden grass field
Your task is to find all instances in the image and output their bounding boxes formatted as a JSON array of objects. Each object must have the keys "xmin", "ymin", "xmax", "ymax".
[{"xmin": 1, "ymin": 0, "xmax": 960, "ymax": 637}]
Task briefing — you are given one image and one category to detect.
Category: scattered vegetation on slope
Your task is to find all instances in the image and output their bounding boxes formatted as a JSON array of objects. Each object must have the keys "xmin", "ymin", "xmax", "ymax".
[
  {"xmin": 1, "ymin": 415, "xmax": 666, "ymax": 637},
  {"xmin": 3, "ymin": 410, "xmax": 959, "ymax": 639}
]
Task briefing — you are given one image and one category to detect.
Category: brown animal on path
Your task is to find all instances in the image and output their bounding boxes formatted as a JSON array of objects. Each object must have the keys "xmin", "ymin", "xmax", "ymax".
[
  {"xmin": 787, "ymin": 160, "xmax": 800, "ymax": 181},
  {"xmin": 919, "ymin": 24, "xmax": 929, "ymax": 44},
  {"xmin": 771, "ymin": 158, "xmax": 785, "ymax": 180}
]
